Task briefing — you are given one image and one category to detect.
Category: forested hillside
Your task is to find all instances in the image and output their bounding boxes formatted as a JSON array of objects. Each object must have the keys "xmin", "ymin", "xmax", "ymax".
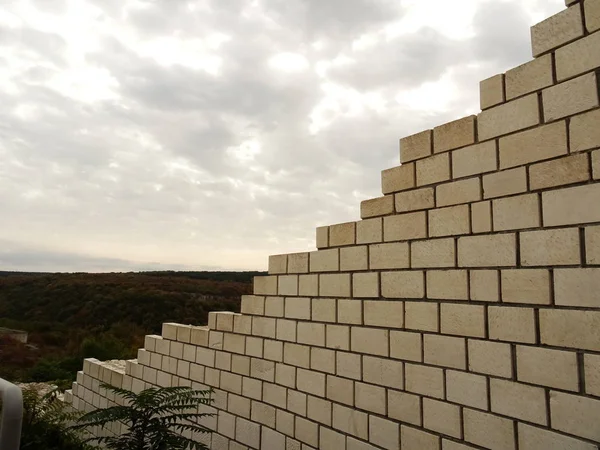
[{"xmin": 0, "ymin": 271, "xmax": 261, "ymax": 386}]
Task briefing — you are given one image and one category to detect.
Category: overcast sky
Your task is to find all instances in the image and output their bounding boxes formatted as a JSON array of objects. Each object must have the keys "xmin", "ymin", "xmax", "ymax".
[{"xmin": 0, "ymin": 0, "xmax": 564, "ymax": 272}]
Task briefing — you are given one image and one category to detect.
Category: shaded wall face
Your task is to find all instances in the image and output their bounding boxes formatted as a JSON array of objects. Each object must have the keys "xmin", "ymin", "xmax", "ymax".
[{"xmin": 67, "ymin": 0, "xmax": 600, "ymax": 449}]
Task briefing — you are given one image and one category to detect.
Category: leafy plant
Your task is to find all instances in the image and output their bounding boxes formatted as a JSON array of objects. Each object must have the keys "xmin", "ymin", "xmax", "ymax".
[{"xmin": 73, "ymin": 384, "xmax": 214, "ymax": 450}]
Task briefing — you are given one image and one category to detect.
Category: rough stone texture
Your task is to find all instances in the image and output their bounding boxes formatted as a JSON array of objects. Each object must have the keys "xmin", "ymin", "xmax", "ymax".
[
  {"xmin": 433, "ymin": 115, "xmax": 476, "ymax": 153},
  {"xmin": 543, "ymin": 183, "xmax": 600, "ymax": 226},
  {"xmin": 528, "ymin": 153, "xmax": 589, "ymax": 190},
  {"xmin": 531, "ymin": 4, "xmax": 584, "ymax": 56},
  {"xmin": 436, "ymin": 177, "xmax": 481, "ymax": 207},
  {"xmin": 477, "ymin": 94, "xmax": 540, "ymax": 141},
  {"xmin": 428, "ymin": 205, "xmax": 470, "ymax": 237},
  {"xmin": 586, "ymin": 225, "xmax": 600, "ymax": 264},
  {"xmin": 542, "ymin": 72, "xmax": 600, "ymax": 122},
  {"xmin": 556, "ymin": 24, "xmax": 600, "ymax": 81},
  {"xmin": 505, "ymin": 54, "xmax": 553, "ymax": 100},
  {"xmin": 416, "ymin": 152, "xmax": 450, "ymax": 186},
  {"xmin": 499, "ymin": 121, "xmax": 567, "ymax": 169},
  {"xmin": 570, "ymin": 108, "xmax": 600, "ymax": 153},
  {"xmin": 395, "ymin": 187, "xmax": 434, "ymax": 213},
  {"xmin": 399, "ymin": 129, "xmax": 432, "ymax": 163},
  {"xmin": 520, "ymin": 227, "xmax": 581, "ymax": 266},
  {"xmin": 480, "ymin": 74, "xmax": 505, "ymax": 110},
  {"xmin": 492, "ymin": 193, "xmax": 540, "ymax": 231},
  {"xmin": 382, "ymin": 164, "xmax": 415, "ymax": 194},
  {"xmin": 361, "ymin": 195, "xmax": 394, "ymax": 219},
  {"xmin": 483, "ymin": 167, "xmax": 527, "ymax": 199},
  {"xmin": 586, "ymin": 0, "xmax": 600, "ymax": 32},
  {"xmin": 452, "ymin": 141, "xmax": 497, "ymax": 178}
]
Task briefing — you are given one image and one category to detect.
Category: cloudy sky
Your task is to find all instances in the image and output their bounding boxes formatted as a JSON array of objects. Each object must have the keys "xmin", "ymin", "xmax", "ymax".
[{"xmin": 0, "ymin": 0, "xmax": 564, "ymax": 272}]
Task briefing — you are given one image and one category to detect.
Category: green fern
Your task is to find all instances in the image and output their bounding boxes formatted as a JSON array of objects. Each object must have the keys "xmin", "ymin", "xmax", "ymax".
[{"xmin": 72, "ymin": 384, "xmax": 214, "ymax": 450}]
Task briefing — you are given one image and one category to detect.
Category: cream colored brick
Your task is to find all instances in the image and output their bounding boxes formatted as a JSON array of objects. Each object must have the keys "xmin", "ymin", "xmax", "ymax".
[
  {"xmin": 337, "ymin": 351, "xmax": 361, "ymax": 380},
  {"xmin": 436, "ymin": 177, "xmax": 481, "ymax": 207},
  {"xmin": 288, "ymin": 253, "xmax": 309, "ymax": 274},
  {"xmin": 287, "ymin": 389, "xmax": 306, "ymax": 416},
  {"xmin": 401, "ymin": 426, "xmax": 439, "ymax": 450},
  {"xmin": 470, "ymin": 270, "xmax": 499, "ymax": 302},
  {"xmin": 506, "ymin": 54, "xmax": 554, "ymax": 100},
  {"xmin": 319, "ymin": 274, "xmax": 351, "ymax": 297},
  {"xmin": 254, "ymin": 276, "xmax": 278, "ymax": 295},
  {"xmin": 464, "ymin": 409, "xmax": 516, "ymax": 450},
  {"xmin": 586, "ymin": 225, "xmax": 600, "ymax": 264},
  {"xmin": 369, "ymin": 242, "xmax": 409, "ymax": 270},
  {"xmin": 551, "ymin": 391, "xmax": 600, "ymax": 441},
  {"xmin": 316, "ymin": 226, "xmax": 329, "ymax": 249},
  {"xmin": 338, "ymin": 299, "xmax": 362, "ymax": 324},
  {"xmin": 333, "ymin": 404, "xmax": 368, "ymax": 439},
  {"xmin": 275, "ymin": 363, "xmax": 296, "ymax": 387},
  {"xmin": 276, "ymin": 409, "xmax": 294, "ymax": 436},
  {"xmin": 262, "ymin": 427, "xmax": 285, "ymax": 448},
  {"xmin": 594, "ymin": 150, "xmax": 600, "ymax": 179},
  {"xmin": 355, "ymin": 382, "xmax": 386, "ymax": 414},
  {"xmin": 253, "ymin": 316, "xmax": 276, "ymax": 339},
  {"xmin": 571, "ymin": 108, "xmax": 600, "ymax": 152},
  {"xmin": 330, "ymin": 222, "xmax": 356, "ymax": 247},
  {"xmin": 452, "ymin": 140, "xmax": 497, "ymax": 179},
  {"xmin": 228, "ymin": 394, "xmax": 250, "ymax": 418},
  {"xmin": 554, "ymin": 268, "xmax": 600, "ymax": 307},
  {"xmin": 295, "ymin": 416, "xmax": 319, "ymax": 447},
  {"xmin": 390, "ymin": 330, "xmax": 422, "ymax": 362},
  {"xmin": 405, "ymin": 363, "xmax": 444, "ymax": 399},
  {"xmin": 458, "ymin": 233, "xmax": 516, "ymax": 267},
  {"xmin": 489, "ymin": 306, "xmax": 536, "ymax": 343},
  {"xmin": 351, "ymin": 327, "xmax": 389, "ymax": 357},
  {"xmin": 382, "ymin": 164, "xmax": 416, "ymax": 194},
  {"xmin": 364, "ymin": 301, "xmax": 403, "ymax": 328},
  {"xmin": 405, "ymin": 301, "xmax": 438, "ymax": 332},
  {"xmin": 347, "ymin": 438, "xmax": 376, "ymax": 450},
  {"xmin": 423, "ymin": 398, "xmax": 461, "ymax": 438},
  {"xmin": 530, "ymin": 153, "xmax": 590, "ymax": 191},
  {"xmin": 468, "ymin": 339, "xmax": 512, "ymax": 378},
  {"xmin": 441, "ymin": 304, "xmax": 486, "ymax": 338},
  {"xmin": 245, "ymin": 336, "xmax": 264, "ymax": 358},
  {"xmin": 236, "ymin": 417, "xmax": 261, "ymax": 448},
  {"xmin": 276, "ymin": 319, "xmax": 296, "ymax": 343},
  {"xmin": 411, "ymin": 238, "xmax": 455, "ymax": 268},
  {"xmin": 500, "ymin": 121, "xmax": 568, "ymax": 169},
  {"xmin": 381, "ymin": 270, "xmax": 425, "ymax": 298},
  {"xmin": 265, "ymin": 296, "xmax": 284, "ymax": 318},
  {"xmin": 340, "ymin": 246, "xmax": 367, "ymax": 272},
  {"xmin": 327, "ymin": 374, "xmax": 355, "ymax": 406},
  {"xmin": 480, "ymin": 74, "xmax": 505, "ymax": 110},
  {"xmin": 518, "ymin": 423, "xmax": 597, "ymax": 450},
  {"xmin": 311, "ymin": 298, "xmax": 336, "ymax": 322},
  {"xmin": 370, "ymin": 415, "xmax": 400, "ymax": 450},
  {"xmin": 218, "ymin": 411, "xmax": 236, "ymax": 439},
  {"xmin": 585, "ymin": 353, "xmax": 600, "ymax": 396},
  {"xmin": 326, "ymin": 325, "xmax": 350, "ymax": 351},
  {"xmin": 307, "ymin": 395, "xmax": 331, "ymax": 425},
  {"xmin": 395, "ymin": 187, "xmax": 435, "ymax": 213},
  {"xmin": 416, "ymin": 152, "xmax": 450, "ymax": 186},
  {"xmin": 400, "ymin": 129, "xmax": 432, "ymax": 163},
  {"xmin": 427, "ymin": 270, "xmax": 468, "ymax": 300},
  {"xmin": 429, "ymin": 205, "xmax": 470, "ymax": 237},
  {"xmin": 383, "ymin": 211, "xmax": 427, "ymax": 241},
  {"xmin": 586, "ymin": 0, "xmax": 600, "ymax": 31},
  {"xmin": 388, "ymin": 390, "xmax": 421, "ymax": 425},
  {"xmin": 278, "ymin": 275, "xmax": 298, "ymax": 296},
  {"xmin": 299, "ymin": 274, "xmax": 318, "ymax": 296},
  {"xmin": 297, "ymin": 322, "xmax": 325, "ymax": 347},
  {"xmin": 224, "ymin": 333, "xmax": 246, "ymax": 354},
  {"xmin": 517, "ymin": 345, "xmax": 578, "ymax": 391},
  {"xmin": 491, "ymin": 379, "xmax": 547, "ymax": 424},
  {"xmin": 478, "ymin": 94, "xmax": 540, "ymax": 141},
  {"xmin": 442, "ymin": 441, "xmax": 479, "ymax": 450},
  {"xmin": 285, "ymin": 297, "xmax": 311, "ymax": 320},
  {"xmin": 353, "ymin": 272, "xmax": 379, "ymax": 298},
  {"xmin": 434, "ymin": 115, "xmax": 476, "ymax": 153},
  {"xmin": 363, "ymin": 356, "xmax": 403, "ymax": 389},
  {"xmin": 446, "ymin": 370, "xmax": 488, "ymax": 409},
  {"xmin": 356, "ymin": 218, "xmax": 383, "ymax": 244},
  {"xmin": 263, "ymin": 382, "xmax": 286, "ymax": 408},
  {"xmin": 283, "ymin": 343, "xmax": 309, "ymax": 368},
  {"xmin": 319, "ymin": 428, "xmax": 344, "ymax": 449},
  {"xmin": 543, "ymin": 183, "xmax": 600, "ymax": 226},
  {"xmin": 221, "ymin": 371, "xmax": 242, "ymax": 394},
  {"xmin": 501, "ymin": 269, "xmax": 551, "ymax": 305},
  {"xmin": 310, "ymin": 347, "xmax": 335, "ymax": 374},
  {"xmin": 531, "ymin": 4, "xmax": 584, "ymax": 56},
  {"xmin": 361, "ymin": 195, "xmax": 394, "ymax": 219},
  {"xmin": 241, "ymin": 295, "xmax": 265, "ymax": 316},
  {"xmin": 162, "ymin": 323, "xmax": 178, "ymax": 340},
  {"xmin": 520, "ymin": 228, "xmax": 581, "ymax": 266},
  {"xmin": 269, "ymin": 254, "xmax": 287, "ymax": 274},
  {"xmin": 309, "ymin": 249, "xmax": 338, "ymax": 272},
  {"xmin": 424, "ymin": 334, "xmax": 466, "ymax": 369},
  {"xmin": 483, "ymin": 167, "xmax": 527, "ymax": 199},
  {"xmin": 471, "ymin": 200, "xmax": 491, "ymax": 234},
  {"xmin": 543, "ymin": 72, "xmax": 600, "ymax": 122}
]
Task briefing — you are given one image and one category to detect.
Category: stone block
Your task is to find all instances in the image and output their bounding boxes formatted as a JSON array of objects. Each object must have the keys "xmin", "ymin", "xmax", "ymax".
[
  {"xmin": 348, "ymin": 438, "xmax": 377, "ymax": 450},
  {"xmin": 471, "ymin": 200, "xmax": 492, "ymax": 234},
  {"xmin": 254, "ymin": 276, "xmax": 277, "ymax": 295},
  {"xmin": 275, "ymin": 409, "xmax": 294, "ymax": 436},
  {"xmin": 326, "ymin": 325, "xmax": 350, "ymax": 351},
  {"xmin": 483, "ymin": 167, "xmax": 527, "ymax": 199},
  {"xmin": 463, "ymin": 409, "xmax": 516, "ymax": 450},
  {"xmin": 295, "ymin": 417, "xmax": 319, "ymax": 447},
  {"xmin": 383, "ymin": 211, "xmax": 427, "ymax": 241},
  {"xmin": 336, "ymin": 351, "xmax": 361, "ymax": 380},
  {"xmin": 311, "ymin": 298, "xmax": 336, "ymax": 323},
  {"xmin": 501, "ymin": 269, "xmax": 551, "ymax": 304},
  {"xmin": 284, "ymin": 343, "xmax": 310, "ymax": 368},
  {"xmin": 433, "ymin": 115, "xmax": 476, "ymax": 153},
  {"xmin": 423, "ymin": 398, "xmax": 461, "ymax": 438},
  {"xmin": 429, "ymin": 205, "xmax": 470, "ymax": 237},
  {"xmin": 217, "ymin": 411, "xmax": 236, "ymax": 439},
  {"xmin": 287, "ymin": 389, "xmax": 306, "ymax": 416},
  {"xmin": 232, "ymin": 355, "xmax": 250, "ymax": 376},
  {"xmin": 555, "ymin": 268, "xmax": 600, "ymax": 307},
  {"xmin": 543, "ymin": 183, "xmax": 600, "ymax": 226},
  {"xmin": 470, "ymin": 270, "xmax": 499, "ymax": 302},
  {"xmin": 364, "ymin": 300, "xmax": 403, "ymax": 328},
  {"xmin": 452, "ymin": 140, "xmax": 497, "ymax": 179},
  {"xmin": 517, "ymin": 345, "xmax": 579, "ymax": 391},
  {"xmin": 388, "ymin": 390, "xmax": 421, "ymax": 425},
  {"xmin": 354, "ymin": 272, "xmax": 380, "ymax": 298},
  {"xmin": 446, "ymin": 370, "xmax": 488, "ymax": 409},
  {"xmin": 310, "ymin": 347, "xmax": 335, "ymax": 374},
  {"xmin": 543, "ymin": 72, "xmax": 599, "ymax": 122},
  {"xmin": 436, "ymin": 177, "xmax": 481, "ymax": 207},
  {"xmin": 468, "ymin": 339, "xmax": 512, "ymax": 378},
  {"xmin": 395, "ymin": 187, "xmax": 435, "ymax": 213},
  {"xmin": 363, "ymin": 356, "xmax": 403, "ymax": 390},
  {"xmin": 299, "ymin": 274, "xmax": 318, "ymax": 296},
  {"xmin": 411, "ymin": 238, "xmax": 455, "ymax": 268},
  {"xmin": 361, "ymin": 195, "xmax": 394, "ymax": 218},
  {"xmin": 245, "ymin": 336, "xmax": 264, "ymax": 358},
  {"xmin": 586, "ymin": 0, "xmax": 600, "ymax": 31},
  {"xmin": 400, "ymin": 129, "xmax": 432, "ymax": 163},
  {"xmin": 478, "ymin": 94, "xmax": 540, "ymax": 141},
  {"xmin": 369, "ymin": 415, "xmax": 400, "ymax": 450},
  {"xmin": 499, "ymin": 121, "xmax": 567, "ymax": 169},
  {"xmin": 316, "ymin": 226, "xmax": 329, "ymax": 249},
  {"xmin": 382, "ymin": 164, "xmax": 416, "ymax": 194},
  {"xmin": 278, "ymin": 275, "xmax": 298, "ymax": 296},
  {"xmin": 308, "ymin": 395, "xmax": 331, "ymax": 425},
  {"xmin": 390, "ymin": 330, "xmax": 422, "ymax": 362},
  {"xmin": 241, "ymin": 295, "xmax": 265, "ymax": 316},
  {"xmin": 228, "ymin": 393, "xmax": 251, "ymax": 418},
  {"xmin": 480, "ymin": 74, "xmax": 505, "ymax": 110},
  {"xmin": 191, "ymin": 327, "xmax": 210, "ymax": 346},
  {"xmin": 401, "ymin": 426, "xmax": 439, "ymax": 450},
  {"xmin": 327, "ymin": 374, "xmax": 354, "ymax": 406},
  {"xmin": 252, "ymin": 317, "xmax": 276, "ymax": 339},
  {"xmin": 309, "ymin": 249, "xmax": 338, "ymax": 272},
  {"xmin": 277, "ymin": 319, "xmax": 297, "ymax": 342},
  {"xmin": 531, "ymin": 4, "xmax": 584, "ymax": 56},
  {"xmin": 424, "ymin": 334, "xmax": 466, "ymax": 369},
  {"xmin": 441, "ymin": 303, "xmax": 486, "ymax": 338},
  {"xmin": 320, "ymin": 428, "xmax": 345, "ymax": 449},
  {"xmin": 338, "ymin": 299, "xmax": 362, "ymax": 324},
  {"xmin": 355, "ymin": 382, "xmax": 386, "ymax": 414},
  {"xmin": 551, "ymin": 391, "xmax": 600, "ymax": 441},
  {"xmin": 458, "ymin": 233, "xmax": 516, "ymax": 267},
  {"xmin": 427, "ymin": 270, "xmax": 469, "ymax": 300},
  {"xmin": 369, "ymin": 242, "xmax": 409, "ymax": 269},
  {"xmin": 529, "ymin": 153, "xmax": 589, "ymax": 190},
  {"xmin": 265, "ymin": 296, "xmax": 284, "ymax": 318},
  {"xmin": 416, "ymin": 152, "xmax": 450, "ymax": 186},
  {"xmin": 405, "ymin": 363, "xmax": 444, "ymax": 399},
  {"xmin": 269, "ymin": 254, "xmax": 287, "ymax": 274},
  {"xmin": 262, "ymin": 427, "xmax": 285, "ymax": 448},
  {"xmin": 489, "ymin": 306, "xmax": 536, "ymax": 343},
  {"xmin": 288, "ymin": 252, "xmax": 309, "ymax": 273},
  {"xmin": 585, "ymin": 353, "xmax": 600, "ymax": 396},
  {"xmin": 340, "ymin": 245, "xmax": 368, "ymax": 271},
  {"xmin": 586, "ymin": 225, "xmax": 600, "ymax": 264},
  {"xmin": 520, "ymin": 227, "xmax": 581, "ymax": 266},
  {"xmin": 381, "ymin": 270, "xmax": 425, "ymax": 298},
  {"xmin": 356, "ymin": 218, "xmax": 383, "ymax": 244},
  {"xmin": 275, "ymin": 363, "xmax": 296, "ymax": 387},
  {"xmin": 319, "ymin": 274, "xmax": 351, "ymax": 297},
  {"xmin": 405, "ymin": 301, "xmax": 438, "ymax": 332},
  {"xmin": 351, "ymin": 327, "xmax": 389, "ymax": 357},
  {"xmin": 571, "ymin": 108, "xmax": 600, "ymax": 152},
  {"xmin": 518, "ymin": 423, "xmax": 597, "ymax": 450},
  {"xmin": 263, "ymin": 382, "xmax": 286, "ymax": 408},
  {"xmin": 236, "ymin": 417, "xmax": 261, "ymax": 448},
  {"xmin": 221, "ymin": 371, "xmax": 243, "ymax": 394},
  {"xmin": 558, "ymin": 20, "xmax": 600, "ymax": 81},
  {"xmin": 333, "ymin": 404, "xmax": 368, "ymax": 439},
  {"xmin": 505, "ymin": 54, "xmax": 553, "ymax": 100},
  {"xmin": 491, "ymin": 379, "xmax": 547, "ymax": 424},
  {"xmin": 161, "ymin": 323, "xmax": 178, "ymax": 340},
  {"xmin": 330, "ymin": 222, "xmax": 356, "ymax": 247},
  {"xmin": 594, "ymin": 150, "xmax": 600, "ymax": 179},
  {"xmin": 297, "ymin": 322, "xmax": 325, "ymax": 347},
  {"xmin": 224, "ymin": 332, "xmax": 246, "ymax": 354}
]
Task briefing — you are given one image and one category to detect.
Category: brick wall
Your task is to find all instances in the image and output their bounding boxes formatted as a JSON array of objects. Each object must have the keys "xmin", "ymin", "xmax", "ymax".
[{"xmin": 66, "ymin": 0, "xmax": 600, "ymax": 448}]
